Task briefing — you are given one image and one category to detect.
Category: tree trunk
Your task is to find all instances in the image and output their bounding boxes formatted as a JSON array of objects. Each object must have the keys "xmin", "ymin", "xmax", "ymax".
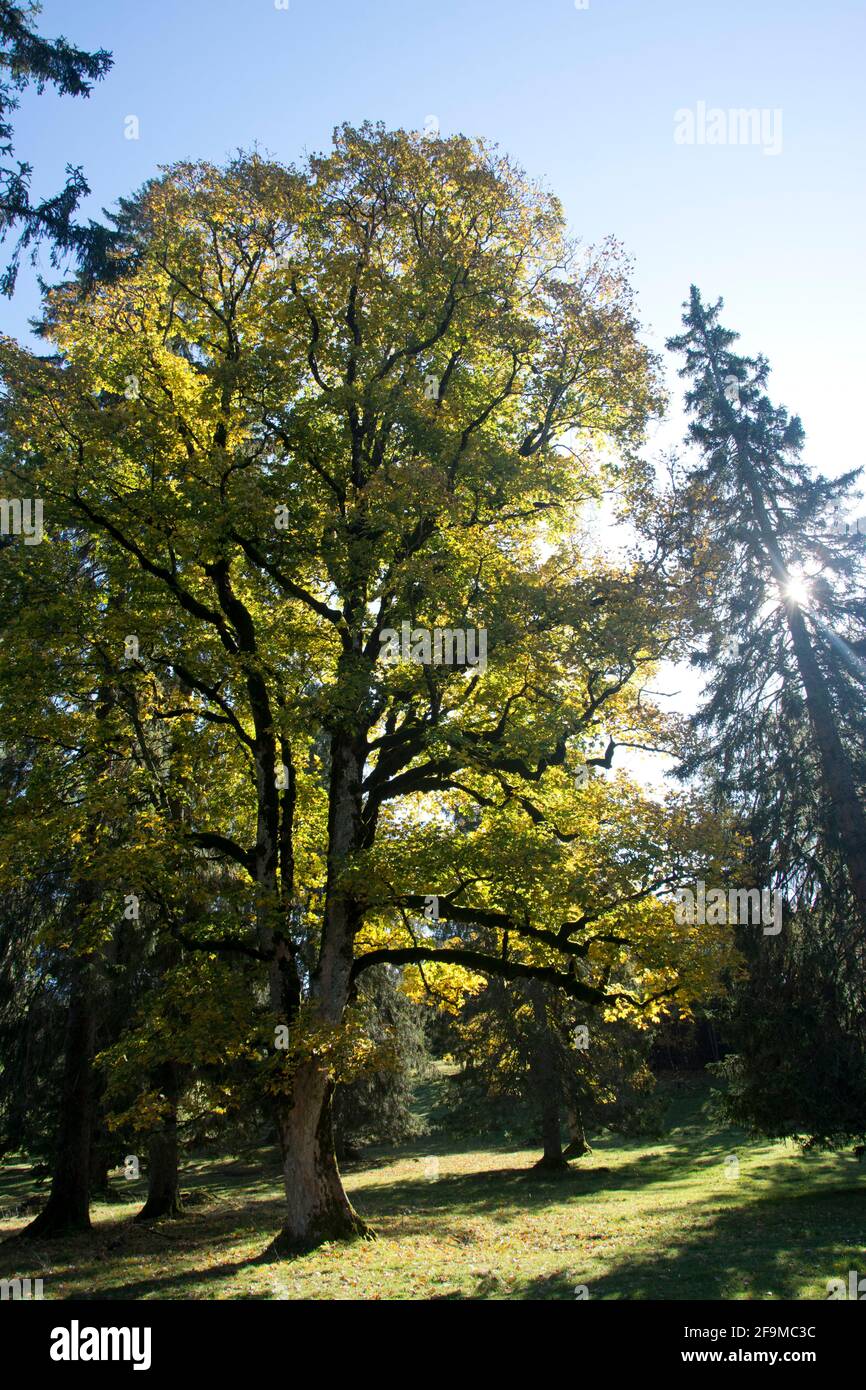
[
  {"xmin": 267, "ymin": 726, "xmax": 372, "ymax": 1252},
  {"xmin": 268, "ymin": 1068, "xmax": 369, "ymax": 1253},
  {"xmin": 19, "ymin": 955, "xmax": 97, "ymax": 1238},
  {"xmin": 563, "ymin": 1098, "xmax": 592, "ymax": 1159},
  {"xmin": 530, "ymin": 984, "xmax": 567, "ymax": 1171},
  {"xmin": 89, "ymin": 1138, "xmax": 111, "ymax": 1197},
  {"xmin": 136, "ymin": 1063, "xmax": 182, "ymax": 1221}
]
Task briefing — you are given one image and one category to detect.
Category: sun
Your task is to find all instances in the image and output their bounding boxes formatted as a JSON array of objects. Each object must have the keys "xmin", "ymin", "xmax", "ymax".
[{"xmin": 783, "ymin": 575, "xmax": 810, "ymax": 607}]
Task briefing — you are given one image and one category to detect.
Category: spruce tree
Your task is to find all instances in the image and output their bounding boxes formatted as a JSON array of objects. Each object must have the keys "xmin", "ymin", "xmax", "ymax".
[
  {"xmin": 0, "ymin": 1, "xmax": 112, "ymax": 294},
  {"xmin": 668, "ymin": 286, "xmax": 866, "ymax": 945},
  {"xmin": 669, "ymin": 288, "xmax": 866, "ymax": 1147}
]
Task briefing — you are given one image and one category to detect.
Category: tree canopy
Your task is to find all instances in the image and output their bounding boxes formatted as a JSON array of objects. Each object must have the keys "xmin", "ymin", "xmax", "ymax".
[{"xmin": 1, "ymin": 126, "xmax": 736, "ymax": 1248}]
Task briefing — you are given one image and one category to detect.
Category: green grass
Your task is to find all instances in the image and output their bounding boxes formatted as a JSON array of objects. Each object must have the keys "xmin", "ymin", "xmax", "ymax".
[{"xmin": 1, "ymin": 1073, "xmax": 864, "ymax": 1300}]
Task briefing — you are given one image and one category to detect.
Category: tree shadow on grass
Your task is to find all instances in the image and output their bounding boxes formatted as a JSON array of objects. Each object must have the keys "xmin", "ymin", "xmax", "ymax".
[
  {"xmin": 0, "ymin": 1184, "xmax": 292, "ymax": 1296},
  {"xmin": 2, "ymin": 1099, "xmax": 863, "ymax": 1300},
  {"xmin": 355, "ymin": 1159, "xmax": 621, "ymax": 1227},
  {"xmin": 74, "ymin": 1252, "xmax": 279, "ymax": 1302},
  {"xmin": 504, "ymin": 1181, "xmax": 866, "ymax": 1301},
  {"xmin": 347, "ymin": 1135, "xmax": 865, "ymax": 1263},
  {"xmin": 341, "ymin": 1128, "xmax": 543, "ymax": 1174},
  {"xmin": 346, "ymin": 1131, "xmax": 783, "ymax": 1225}
]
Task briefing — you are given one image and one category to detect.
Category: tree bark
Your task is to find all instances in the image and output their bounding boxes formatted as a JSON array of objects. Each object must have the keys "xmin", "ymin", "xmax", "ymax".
[
  {"xmin": 563, "ymin": 1098, "xmax": 592, "ymax": 1159},
  {"xmin": 268, "ymin": 1070, "xmax": 368, "ymax": 1253},
  {"xmin": 89, "ymin": 1138, "xmax": 111, "ymax": 1197},
  {"xmin": 267, "ymin": 727, "xmax": 372, "ymax": 1252},
  {"xmin": 18, "ymin": 954, "xmax": 97, "ymax": 1238},
  {"xmin": 530, "ymin": 984, "xmax": 567, "ymax": 1171},
  {"xmin": 136, "ymin": 1063, "xmax": 182, "ymax": 1221}
]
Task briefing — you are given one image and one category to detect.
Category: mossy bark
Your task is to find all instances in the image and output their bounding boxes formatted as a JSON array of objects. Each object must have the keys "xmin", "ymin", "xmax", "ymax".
[{"xmin": 268, "ymin": 1069, "xmax": 372, "ymax": 1254}]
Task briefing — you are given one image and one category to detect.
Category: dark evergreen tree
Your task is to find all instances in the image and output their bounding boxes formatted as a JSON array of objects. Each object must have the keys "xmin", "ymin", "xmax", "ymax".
[
  {"xmin": 668, "ymin": 287, "xmax": 866, "ymax": 1147},
  {"xmin": 713, "ymin": 912, "xmax": 866, "ymax": 1151},
  {"xmin": 0, "ymin": 865, "xmax": 67, "ymax": 1165},
  {"xmin": 0, "ymin": 1, "xmax": 112, "ymax": 294},
  {"xmin": 333, "ymin": 967, "xmax": 429, "ymax": 1159},
  {"xmin": 668, "ymin": 286, "xmax": 866, "ymax": 944}
]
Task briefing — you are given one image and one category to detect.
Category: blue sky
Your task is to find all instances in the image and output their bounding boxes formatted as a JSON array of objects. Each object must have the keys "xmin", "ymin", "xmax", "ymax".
[
  {"xmin": 5, "ymin": 0, "xmax": 863, "ymax": 765},
  {"xmin": 5, "ymin": 0, "xmax": 865, "ymax": 478}
]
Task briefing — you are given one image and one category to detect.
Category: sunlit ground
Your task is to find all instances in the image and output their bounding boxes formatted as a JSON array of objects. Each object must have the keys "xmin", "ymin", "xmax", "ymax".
[{"xmin": 1, "ymin": 1077, "xmax": 863, "ymax": 1301}]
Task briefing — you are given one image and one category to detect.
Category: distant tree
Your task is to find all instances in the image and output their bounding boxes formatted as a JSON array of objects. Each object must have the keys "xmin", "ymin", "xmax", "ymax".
[
  {"xmin": 333, "ymin": 966, "xmax": 428, "ymax": 1160},
  {"xmin": 449, "ymin": 976, "xmax": 671, "ymax": 1169},
  {"xmin": 0, "ymin": 0, "xmax": 112, "ymax": 294}
]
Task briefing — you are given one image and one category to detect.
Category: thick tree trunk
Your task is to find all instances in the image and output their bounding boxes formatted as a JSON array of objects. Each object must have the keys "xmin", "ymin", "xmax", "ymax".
[
  {"xmin": 136, "ymin": 1064, "xmax": 182, "ymax": 1221},
  {"xmin": 268, "ymin": 1068, "xmax": 369, "ymax": 1253},
  {"xmin": 530, "ymin": 984, "xmax": 567, "ymax": 1171},
  {"xmin": 535, "ymin": 1093, "xmax": 566, "ymax": 1170},
  {"xmin": 267, "ymin": 726, "xmax": 372, "ymax": 1252},
  {"xmin": 19, "ymin": 955, "xmax": 97, "ymax": 1238}
]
